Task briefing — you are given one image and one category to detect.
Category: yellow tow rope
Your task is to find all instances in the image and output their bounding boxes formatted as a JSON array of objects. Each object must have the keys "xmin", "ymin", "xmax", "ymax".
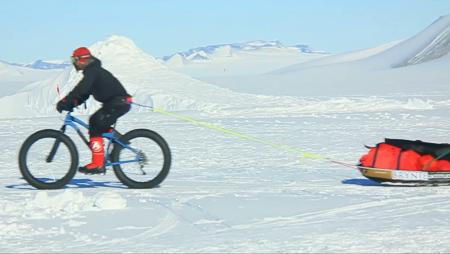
[{"xmin": 153, "ymin": 107, "xmax": 355, "ymax": 167}]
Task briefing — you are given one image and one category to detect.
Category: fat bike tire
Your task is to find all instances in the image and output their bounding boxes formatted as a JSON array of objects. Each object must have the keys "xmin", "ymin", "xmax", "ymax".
[{"xmin": 18, "ymin": 129, "xmax": 79, "ymax": 189}]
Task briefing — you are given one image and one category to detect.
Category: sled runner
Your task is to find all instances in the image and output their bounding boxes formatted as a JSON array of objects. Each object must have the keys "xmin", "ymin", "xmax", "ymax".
[
  {"xmin": 358, "ymin": 139, "xmax": 450, "ymax": 184},
  {"xmin": 358, "ymin": 166, "xmax": 450, "ymax": 184}
]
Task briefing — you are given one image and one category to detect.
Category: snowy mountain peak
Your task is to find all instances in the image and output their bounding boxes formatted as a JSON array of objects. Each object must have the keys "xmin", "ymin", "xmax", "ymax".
[
  {"xmin": 24, "ymin": 60, "xmax": 70, "ymax": 70},
  {"xmin": 380, "ymin": 14, "xmax": 450, "ymax": 68},
  {"xmin": 435, "ymin": 14, "xmax": 450, "ymax": 24},
  {"xmin": 94, "ymin": 35, "xmax": 140, "ymax": 51},
  {"xmin": 402, "ymin": 15, "xmax": 450, "ymax": 66},
  {"xmin": 88, "ymin": 35, "xmax": 165, "ymax": 72},
  {"xmin": 244, "ymin": 40, "xmax": 284, "ymax": 48},
  {"xmin": 90, "ymin": 35, "xmax": 144, "ymax": 56}
]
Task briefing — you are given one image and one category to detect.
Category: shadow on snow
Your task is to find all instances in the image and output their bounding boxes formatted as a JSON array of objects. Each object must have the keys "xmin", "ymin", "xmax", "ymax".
[
  {"xmin": 341, "ymin": 178, "xmax": 383, "ymax": 186},
  {"xmin": 341, "ymin": 178, "xmax": 443, "ymax": 187},
  {"xmin": 5, "ymin": 178, "xmax": 128, "ymax": 190}
]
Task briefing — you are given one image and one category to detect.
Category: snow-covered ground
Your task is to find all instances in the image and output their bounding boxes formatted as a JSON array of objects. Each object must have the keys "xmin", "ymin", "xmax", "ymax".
[
  {"xmin": 2, "ymin": 13, "xmax": 450, "ymax": 253},
  {"xmin": 3, "ymin": 101, "xmax": 450, "ymax": 252}
]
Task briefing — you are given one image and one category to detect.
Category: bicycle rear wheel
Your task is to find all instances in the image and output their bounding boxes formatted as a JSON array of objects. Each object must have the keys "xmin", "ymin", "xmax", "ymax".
[
  {"xmin": 18, "ymin": 129, "xmax": 79, "ymax": 189},
  {"xmin": 111, "ymin": 129, "xmax": 171, "ymax": 189}
]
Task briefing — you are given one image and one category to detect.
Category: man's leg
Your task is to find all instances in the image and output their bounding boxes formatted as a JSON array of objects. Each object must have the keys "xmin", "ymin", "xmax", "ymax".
[
  {"xmin": 78, "ymin": 108, "xmax": 108, "ymax": 174},
  {"xmin": 79, "ymin": 103, "xmax": 130, "ymax": 174}
]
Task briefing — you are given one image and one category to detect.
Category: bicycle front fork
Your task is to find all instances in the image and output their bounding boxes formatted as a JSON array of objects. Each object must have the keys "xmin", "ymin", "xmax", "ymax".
[{"xmin": 46, "ymin": 125, "xmax": 67, "ymax": 163}]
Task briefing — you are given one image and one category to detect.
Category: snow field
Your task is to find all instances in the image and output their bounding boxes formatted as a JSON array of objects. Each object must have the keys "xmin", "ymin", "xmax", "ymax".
[{"xmin": 2, "ymin": 105, "xmax": 450, "ymax": 252}]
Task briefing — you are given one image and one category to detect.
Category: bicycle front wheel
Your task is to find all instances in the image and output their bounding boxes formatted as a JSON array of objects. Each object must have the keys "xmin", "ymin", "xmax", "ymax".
[
  {"xmin": 111, "ymin": 129, "xmax": 171, "ymax": 189},
  {"xmin": 18, "ymin": 129, "xmax": 79, "ymax": 189}
]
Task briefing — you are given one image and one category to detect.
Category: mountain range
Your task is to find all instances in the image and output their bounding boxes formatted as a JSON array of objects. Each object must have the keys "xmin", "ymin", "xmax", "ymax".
[
  {"xmin": 7, "ymin": 60, "xmax": 70, "ymax": 70},
  {"xmin": 10, "ymin": 41, "xmax": 325, "ymax": 70},
  {"xmin": 163, "ymin": 40, "xmax": 326, "ymax": 65}
]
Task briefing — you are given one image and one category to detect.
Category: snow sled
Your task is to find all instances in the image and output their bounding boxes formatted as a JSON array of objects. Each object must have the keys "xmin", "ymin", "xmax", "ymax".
[{"xmin": 358, "ymin": 139, "xmax": 450, "ymax": 184}]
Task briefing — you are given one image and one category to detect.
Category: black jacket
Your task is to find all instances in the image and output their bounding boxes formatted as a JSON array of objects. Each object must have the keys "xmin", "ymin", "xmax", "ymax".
[{"xmin": 67, "ymin": 57, "xmax": 130, "ymax": 104}]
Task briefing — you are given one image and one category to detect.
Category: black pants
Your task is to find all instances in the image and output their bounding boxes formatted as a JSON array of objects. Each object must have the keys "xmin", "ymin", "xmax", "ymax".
[{"xmin": 89, "ymin": 97, "xmax": 131, "ymax": 137}]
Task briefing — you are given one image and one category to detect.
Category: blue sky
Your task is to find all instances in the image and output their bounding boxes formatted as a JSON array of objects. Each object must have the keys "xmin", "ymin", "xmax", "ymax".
[{"xmin": 1, "ymin": 0, "xmax": 450, "ymax": 63}]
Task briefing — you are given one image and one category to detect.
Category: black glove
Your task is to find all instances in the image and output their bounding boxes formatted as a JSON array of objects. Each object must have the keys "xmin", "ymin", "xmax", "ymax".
[{"xmin": 56, "ymin": 98, "xmax": 74, "ymax": 113}]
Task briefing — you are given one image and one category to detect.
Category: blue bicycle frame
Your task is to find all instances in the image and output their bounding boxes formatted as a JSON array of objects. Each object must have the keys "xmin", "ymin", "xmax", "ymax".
[{"xmin": 58, "ymin": 112, "xmax": 141, "ymax": 167}]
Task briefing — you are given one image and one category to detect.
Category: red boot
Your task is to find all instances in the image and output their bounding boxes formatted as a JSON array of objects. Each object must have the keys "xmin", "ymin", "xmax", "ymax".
[{"xmin": 79, "ymin": 136, "xmax": 106, "ymax": 175}]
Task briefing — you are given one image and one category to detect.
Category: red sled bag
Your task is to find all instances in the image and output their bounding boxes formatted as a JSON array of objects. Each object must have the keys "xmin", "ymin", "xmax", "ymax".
[
  {"xmin": 360, "ymin": 144, "xmax": 421, "ymax": 170},
  {"xmin": 419, "ymin": 155, "xmax": 450, "ymax": 171},
  {"xmin": 359, "ymin": 139, "xmax": 450, "ymax": 172}
]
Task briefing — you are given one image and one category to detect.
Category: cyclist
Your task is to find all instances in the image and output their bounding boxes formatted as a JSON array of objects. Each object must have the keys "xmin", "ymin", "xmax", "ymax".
[{"xmin": 56, "ymin": 47, "xmax": 132, "ymax": 174}]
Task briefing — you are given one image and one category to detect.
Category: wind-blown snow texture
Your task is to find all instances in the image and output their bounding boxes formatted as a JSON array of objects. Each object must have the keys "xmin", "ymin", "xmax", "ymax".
[{"xmin": 1, "ymin": 15, "xmax": 450, "ymax": 253}]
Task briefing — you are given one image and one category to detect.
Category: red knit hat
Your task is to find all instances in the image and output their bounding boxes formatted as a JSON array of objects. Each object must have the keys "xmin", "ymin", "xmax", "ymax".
[{"xmin": 72, "ymin": 47, "xmax": 92, "ymax": 63}]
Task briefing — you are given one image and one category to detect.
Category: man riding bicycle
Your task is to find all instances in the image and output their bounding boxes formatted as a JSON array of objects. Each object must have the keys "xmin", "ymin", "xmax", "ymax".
[{"xmin": 56, "ymin": 47, "xmax": 132, "ymax": 175}]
